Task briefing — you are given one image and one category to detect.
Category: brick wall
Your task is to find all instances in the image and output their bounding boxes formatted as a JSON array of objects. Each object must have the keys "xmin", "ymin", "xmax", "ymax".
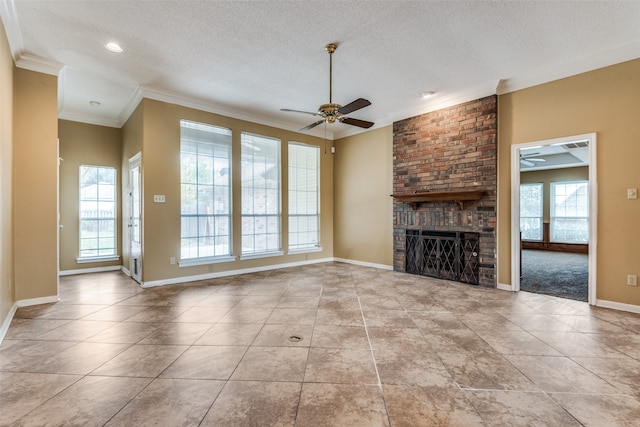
[{"xmin": 392, "ymin": 95, "xmax": 497, "ymax": 287}]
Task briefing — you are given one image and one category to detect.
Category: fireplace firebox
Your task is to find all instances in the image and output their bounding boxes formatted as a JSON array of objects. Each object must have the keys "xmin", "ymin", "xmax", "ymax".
[{"xmin": 406, "ymin": 230, "xmax": 480, "ymax": 285}]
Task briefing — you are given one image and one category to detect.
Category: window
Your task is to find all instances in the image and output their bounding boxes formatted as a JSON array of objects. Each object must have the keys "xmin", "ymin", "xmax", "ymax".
[
  {"xmin": 551, "ymin": 180, "xmax": 589, "ymax": 243},
  {"xmin": 180, "ymin": 120, "xmax": 232, "ymax": 260},
  {"xmin": 520, "ymin": 183, "xmax": 543, "ymax": 241},
  {"xmin": 79, "ymin": 166, "xmax": 117, "ymax": 259},
  {"xmin": 241, "ymin": 133, "xmax": 281, "ymax": 256},
  {"xmin": 288, "ymin": 142, "xmax": 320, "ymax": 251}
]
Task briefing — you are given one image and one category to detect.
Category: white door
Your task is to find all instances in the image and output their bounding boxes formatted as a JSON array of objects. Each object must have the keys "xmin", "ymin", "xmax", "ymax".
[{"xmin": 129, "ymin": 154, "xmax": 142, "ymax": 283}]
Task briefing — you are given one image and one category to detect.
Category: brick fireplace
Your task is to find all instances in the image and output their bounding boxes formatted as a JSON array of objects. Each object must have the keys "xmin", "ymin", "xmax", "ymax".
[{"xmin": 392, "ymin": 96, "xmax": 497, "ymax": 287}]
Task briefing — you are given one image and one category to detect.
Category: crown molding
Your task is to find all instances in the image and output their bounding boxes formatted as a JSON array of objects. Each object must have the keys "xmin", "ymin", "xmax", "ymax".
[
  {"xmin": 2, "ymin": 1, "xmax": 62, "ymax": 75},
  {"xmin": 15, "ymin": 53, "xmax": 63, "ymax": 76},
  {"xmin": 58, "ymin": 110, "xmax": 121, "ymax": 128},
  {"xmin": 497, "ymin": 42, "xmax": 640, "ymax": 95},
  {"xmin": 117, "ymin": 86, "xmax": 144, "ymax": 126},
  {"xmin": 0, "ymin": 0, "xmax": 23, "ymax": 60},
  {"xmin": 139, "ymin": 86, "xmax": 336, "ymax": 140}
]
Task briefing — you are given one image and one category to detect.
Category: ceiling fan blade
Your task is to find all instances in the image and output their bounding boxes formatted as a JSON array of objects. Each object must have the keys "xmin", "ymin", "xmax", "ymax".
[
  {"xmin": 337, "ymin": 98, "xmax": 371, "ymax": 115},
  {"xmin": 300, "ymin": 119, "xmax": 325, "ymax": 131},
  {"xmin": 281, "ymin": 108, "xmax": 319, "ymax": 116},
  {"xmin": 520, "ymin": 159, "xmax": 535, "ymax": 167},
  {"xmin": 340, "ymin": 117, "xmax": 374, "ymax": 129}
]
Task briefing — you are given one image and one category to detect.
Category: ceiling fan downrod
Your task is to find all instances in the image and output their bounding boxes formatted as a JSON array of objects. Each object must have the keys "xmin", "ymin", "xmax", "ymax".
[
  {"xmin": 325, "ymin": 43, "xmax": 336, "ymax": 103},
  {"xmin": 320, "ymin": 44, "xmax": 341, "ymax": 123}
]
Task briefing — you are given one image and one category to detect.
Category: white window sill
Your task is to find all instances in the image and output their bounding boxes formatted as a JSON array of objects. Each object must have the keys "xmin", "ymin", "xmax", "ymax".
[
  {"xmin": 240, "ymin": 251, "xmax": 285, "ymax": 261},
  {"xmin": 179, "ymin": 255, "xmax": 237, "ymax": 267},
  {"xmin": 76, "ymin": 256, "xmax": 120, "ymax": 264},
  {"xmin": 288, "ymin": 246, "xmax": 323, "ymax": 255}
]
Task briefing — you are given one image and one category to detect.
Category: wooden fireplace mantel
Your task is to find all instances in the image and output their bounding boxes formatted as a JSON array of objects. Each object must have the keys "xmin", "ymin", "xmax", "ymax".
[{"xmin": 391, "ymin": 189, "xmax": 487, "ymax": 210}]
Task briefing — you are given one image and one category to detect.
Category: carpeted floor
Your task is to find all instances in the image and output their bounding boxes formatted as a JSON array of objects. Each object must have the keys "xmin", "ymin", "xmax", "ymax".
[{"xmin": 521, "ymin": 249, "xmax": 589, "ymax": 301}]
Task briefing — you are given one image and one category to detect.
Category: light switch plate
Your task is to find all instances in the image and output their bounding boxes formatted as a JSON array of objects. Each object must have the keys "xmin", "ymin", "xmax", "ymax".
[
  {"xmin": 153, "ymin": 194, "xmax": 166, "ymax": 203},
  {"xmin": 628, "ymin": 188, "xmax": 638, "ymax": 199}
]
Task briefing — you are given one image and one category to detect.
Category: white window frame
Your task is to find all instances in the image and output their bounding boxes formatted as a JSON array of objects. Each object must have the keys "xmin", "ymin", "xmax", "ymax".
[
  {"xmin": 550, "ymin": 180, "xmax": 589, "ymax": 244},
  {"xmin": 179, "ymin": 119, "xmax": 234, "ymax": 265},
  {"xmin": 77, "ymin": 165, "xmax": 119, "ymax": 262},
  {"xmin": 519, "ymin": 182, "xmax": 543, "ymax": 241},
  {"xmin": 288, "ymin": 141, "xmax": 321, "ymax": 253},
  {"xmin": 240, "ymin": 132, "xmax": 283, "ymax": 259}
]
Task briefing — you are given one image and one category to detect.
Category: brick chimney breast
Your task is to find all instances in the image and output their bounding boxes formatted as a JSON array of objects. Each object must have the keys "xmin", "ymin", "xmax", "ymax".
[{"xmin": 392, "ymin": 96, "xmax": 497, "ymax": 287}]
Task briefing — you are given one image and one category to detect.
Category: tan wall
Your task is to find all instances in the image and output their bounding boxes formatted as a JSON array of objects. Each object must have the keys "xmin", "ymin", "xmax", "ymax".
[
  {"xmin": 13, "ymin": 68, "xmax": 59, "ymax": 301},
  {"xmin": 58, "ymin": 120, "xmax": 122, "ymax": 271},
  {"xmin": 498, "ymin": 58, "xmax": 640, "ymax": 305},
  {"xmin": 521, "ymin": 166, "xmax": 588, "ymax": 222},
  {"xmin": 0, "ymin": 20, "xmax": 14, "ymax": 322},
  {"xmin": 139, "ymin": 99, "xmax": 334, "ymax": 282},
  {"xmin": 121, "ymin": 103, "xmax": 144, "ymax": 272},
  {"xmin": 334, "ymin": 126, "xmax": 393, "ymax": 266}
]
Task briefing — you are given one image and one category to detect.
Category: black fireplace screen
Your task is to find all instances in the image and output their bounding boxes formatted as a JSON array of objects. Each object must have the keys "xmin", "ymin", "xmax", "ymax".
[{"xmin": 406, "ymin": 230, "xmax": 479, "ymax": 285}]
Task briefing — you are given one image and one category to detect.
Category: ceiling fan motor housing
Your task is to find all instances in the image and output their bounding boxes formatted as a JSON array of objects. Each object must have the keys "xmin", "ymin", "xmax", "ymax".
[{"xmin": 319, "ymin": 103, "xmax": 342, "ymax": 123}]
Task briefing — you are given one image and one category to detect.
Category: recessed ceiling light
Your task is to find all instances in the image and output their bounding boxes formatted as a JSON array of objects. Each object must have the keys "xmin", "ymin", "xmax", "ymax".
[
  {"xmin": 421, "ymin": 91, "xmax": 435, "ymax": 99},
  {"xmin": 105, "ymin": 42, "xmax": 123, "ymax": 53},
  {"xmin": 89, "ymin": 100, "xmax": 101, "ymax": 107}
]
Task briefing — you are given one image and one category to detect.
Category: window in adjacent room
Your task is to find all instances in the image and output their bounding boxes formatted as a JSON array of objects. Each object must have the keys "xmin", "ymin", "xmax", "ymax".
[
  {"xmin": 180, "ymin": 120, "xmax": 232, "ymax": 261},
  {"xmin": 288, "ymin": 142, "xmax": 320, "ymax": 251},
  {"xmin": 79, "ymin": 165, "xmax": 117, "ymax": 260},
  {"xmin": 551, "ymin": 180, "xmax": 589, "ymax": 243},
  {"xmin": 519, "ymin": 183, "xmax": 543, "ymax": 241},
  {"xmin": 241, "ymin": 132, "xmax": 282, "ymax": 257}
]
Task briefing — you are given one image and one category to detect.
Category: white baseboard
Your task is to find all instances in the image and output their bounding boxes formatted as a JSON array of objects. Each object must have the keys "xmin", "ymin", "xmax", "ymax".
[
  {"xmin": 497, "ymin": 283, "xmax": 514, "ymax": 291},
  {"xmin": 59, "ymin": 265, "xmax": 122, "ymax": 276},
  {"xmin": 1, "ymin": 295, "xmax": 60, "ymax": 344},
  {"xmin": 141, "ymin": 257, "xmax": 336, "ymax": 288},
  {"xmin": 0, "ymin": 303, "xmax": 18, "ymax": 344},
  {"xmin": 596, "ymin": 299, "xmax": 640, "ymax": 314},
  {"xmin": 333, "ymin": 258, "xmax": 393, "ymax": 271},
  {"xmin": 121, "ymin": 266, "xmax": 131, "ymax": 277},
  {"xmin": 16, "ymin": 295, "xmax": 60, "ymax": 307}
]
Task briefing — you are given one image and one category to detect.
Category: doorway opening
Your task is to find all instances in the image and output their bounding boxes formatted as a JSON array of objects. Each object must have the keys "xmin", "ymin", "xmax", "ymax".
[{"xmin": 511, "ymin": 133, "xmax": 597, "ymax": 304}]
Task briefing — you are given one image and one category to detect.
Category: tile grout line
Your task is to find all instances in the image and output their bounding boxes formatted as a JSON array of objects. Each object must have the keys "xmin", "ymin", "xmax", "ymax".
[
  {"xmin": 291, "ymin": 272, "xmax": 323, "ymax": 426},
  {"xmin": 356, "ymin": 281, "xmax": 393, "ymax": 427}
]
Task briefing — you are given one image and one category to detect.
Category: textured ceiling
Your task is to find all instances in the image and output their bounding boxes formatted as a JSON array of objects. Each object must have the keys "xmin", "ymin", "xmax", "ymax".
[{"xmin": 2, "ymin": 0, "xmax": 640, "ymax": 138}]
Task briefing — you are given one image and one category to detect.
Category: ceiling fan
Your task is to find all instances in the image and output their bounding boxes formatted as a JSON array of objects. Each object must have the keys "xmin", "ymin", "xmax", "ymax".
[
  {"xmin": 281, "ymin": 43, "xmax": 374, "ymax": 131},
  {"xmin": 520, "ymin": 152, "xmax": 546, "ymax": 167}
]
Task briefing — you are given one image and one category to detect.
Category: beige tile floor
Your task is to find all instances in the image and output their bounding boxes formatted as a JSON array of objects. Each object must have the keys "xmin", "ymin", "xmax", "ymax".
[{"xmin": 2, "ymin": 262, "xmax": 640, "ymax": 426}]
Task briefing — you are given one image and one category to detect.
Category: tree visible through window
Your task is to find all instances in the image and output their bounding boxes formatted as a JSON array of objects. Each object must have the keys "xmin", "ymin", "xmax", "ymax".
[
  {"xmin": 180, "ymin": 120, "xmax": 232, "ymax": 260},
  {"xmin": 288, "ymin": 142, "xmax": 320, "ymax": 250},
  {"xmin": 520, "ymin": 183, "xmax": 543, "ymax": 241},
  {"xmin": 241, "ymin": 133, "xmax": 281, "ymax": 255},
  {"xmin": 551, "ymin": 180, "xmax": 589, "ymax": 243},
  {"xmin": 79, "ymin": 165, "xmax": 117, "ymax": 258}
]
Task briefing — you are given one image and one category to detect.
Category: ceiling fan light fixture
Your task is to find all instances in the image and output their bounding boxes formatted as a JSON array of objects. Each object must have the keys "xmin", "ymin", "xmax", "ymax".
[{"xmin": 105, "ymin": 42, "xmax": 123, "ymax": 53}]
